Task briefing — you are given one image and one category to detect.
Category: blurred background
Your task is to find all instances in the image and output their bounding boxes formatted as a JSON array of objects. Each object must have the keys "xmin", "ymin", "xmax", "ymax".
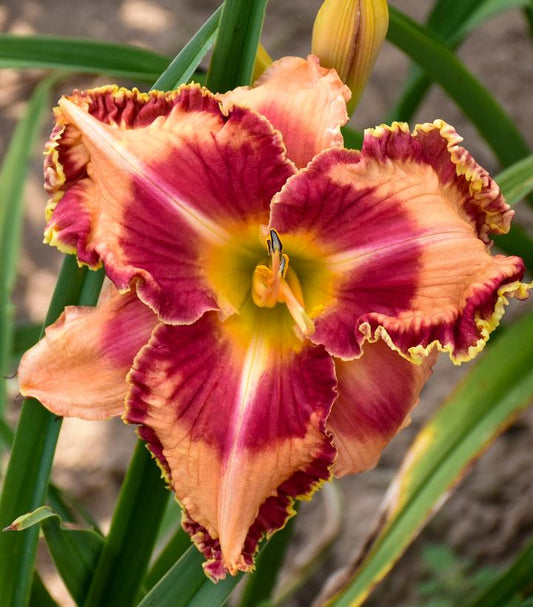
[{"xmin": 1, "ymin": 1, "xmax": 533, "ymax": 605}]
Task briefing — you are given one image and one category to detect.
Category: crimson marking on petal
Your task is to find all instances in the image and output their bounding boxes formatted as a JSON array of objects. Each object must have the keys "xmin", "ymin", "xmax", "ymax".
[
  {"xmin": 125, "ymin": 312, "xmax": 337, "ymax": 577},
  {"xmin": 58, "ymin": 97, "xmax": 230, "ymax": 245}
]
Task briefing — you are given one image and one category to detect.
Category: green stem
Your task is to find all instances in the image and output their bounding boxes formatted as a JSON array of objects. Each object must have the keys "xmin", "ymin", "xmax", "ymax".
[
  {"xmin": 0, "ymin": 258, "xmax": 103, "ymax": 607},
  {"xmin": 206, "ymin": 0, "xmax": 268, "ymax": 92},
  {"xmin": 81, "ymin": 442, "xmax": 168, "ymax": 607}
]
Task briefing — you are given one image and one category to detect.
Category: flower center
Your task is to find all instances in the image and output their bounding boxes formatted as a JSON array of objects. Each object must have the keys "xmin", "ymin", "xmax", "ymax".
[{"xmin": 251, "ymin": 229, "xmax": 315, "ymax": 337}]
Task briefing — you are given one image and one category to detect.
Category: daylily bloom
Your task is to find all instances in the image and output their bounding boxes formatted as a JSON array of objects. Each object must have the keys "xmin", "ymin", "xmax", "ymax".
[{"xmin": 19, "ymin": 55, "xmax": 530, "ymax": 580}]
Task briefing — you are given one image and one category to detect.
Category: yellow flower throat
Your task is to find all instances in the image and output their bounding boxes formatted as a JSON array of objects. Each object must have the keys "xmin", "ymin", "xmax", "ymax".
[{"xmin": 251, "ymin": 230, "xmax": 315, "ymax": 337}]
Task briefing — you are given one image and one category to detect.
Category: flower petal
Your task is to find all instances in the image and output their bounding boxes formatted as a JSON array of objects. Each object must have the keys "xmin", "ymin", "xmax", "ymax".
[
  {"xmin": 329, "ymin": 340, "xmax": 435, "ymax": 477},
  {"xmin": 270, "ymin": 120, "xmax": 530, "ymax": 362},
  {"xmin": 18, "ymin": 286, "xmax": 157, "ymax": 419},
  {"xmin": 126, "ymin": 311, "xmax": 336, "ymax": 579},
  {"xmin": 44, "ymin": 85, "xmax": 295, "ymax": 323},
  {"xmin": 219, "ymin": 55, "xmax": 350, "ymax": 168}
]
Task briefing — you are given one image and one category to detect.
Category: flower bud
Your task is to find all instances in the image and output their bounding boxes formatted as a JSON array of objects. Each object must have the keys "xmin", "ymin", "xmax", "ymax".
[{"xmin": 312, "ymin": 0, "xmax": 389, "ymax": 113}]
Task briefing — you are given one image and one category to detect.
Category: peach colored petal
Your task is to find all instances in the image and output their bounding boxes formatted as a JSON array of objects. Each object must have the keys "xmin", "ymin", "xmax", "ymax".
[
  {"xmin": 126, "ymin": 311, "xmax": 336, "ymax": 579},
  {"xmin": 329, "ymin": 340, "xmax": 435, "ymax": 477},
  {"xmin": 219, "ymin": 55, "xmax": 350, "ymax": 168},
  {"xmin": 44, "ymin": 85, "xmax": 295, "ymax": 323},
  {"xmin": 18, "ymin": 286, "xmax": 157, "ymax": 419},
  {"xmin": 269, "ymin": 121, "xmax": 530, "ymax": 362}
]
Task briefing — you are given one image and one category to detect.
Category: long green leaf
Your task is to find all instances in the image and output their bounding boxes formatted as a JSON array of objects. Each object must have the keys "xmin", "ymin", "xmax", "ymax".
[
  {"xmin": 206, "ymin": 0, "xmax": 268, "ymax": 91},
  {"xmin": 30, "ymin": 572, "xmax": 59, "ymax": 607},
  {"xmin": 153, "ymin": 5, "xmax": 222, "ymax": 90},
  {"xmin": 388, "ymin": 0, "xmax": 532, "ymax": 122},
  {"xmin": 6, "ymin": 506, "xmax": 103, "ymax": 607},
  {"xmin": 320, "ymin": 310, "xmax": 533, "ymax": 606},
  {"xmin": 496, "ymin": 154, "xmax": 533, "ymax": 206},
  {"xmin": 0, "ymin": 260, "xmax": 104, "ymax": 607},
  {"xmin": 144, "ymin": 527, "xmax": 191, "ymax": 592},
  {"xmin": 0, "ymin": 76, "xmax": 56, "ymax": 419},
  {"xmin": 387, "ymin": 7, "xmax": 531, "ymax": 168},
  {"xmin": 81, "ymin": 443, "xmax": 168, "ymax": 607},
  {"xmin": 138, "ymin": 547, "xmax": 243, "ymax": 607},
  {"xmin": 491, "ymin": 155, "xmax": 533, "ymax": 271},
  {"xmin": 0, "ymin": 35, "xmax": 168, "ymax": 81},
  {"xmin": 467, "ymin": 535, "xmax": 533, "ymax": 607},
  {"xmin": 238, "ymin": 516, "xmax": 295, "ymax": 607}
]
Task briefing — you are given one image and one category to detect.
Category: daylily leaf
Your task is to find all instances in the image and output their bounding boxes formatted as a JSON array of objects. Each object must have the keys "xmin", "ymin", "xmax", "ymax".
[
  {"xmin": 238, "ymin": 515, "xmax": 296, "ymax": 607},
  {"xmin": 153, "ymin": 5, "xmax": 222, "ymax": 90},
  {"xmin": 319, "ymin": 309, "xmax": 533, "ymax": 606},
  {"xmin": 387, "ymin": 7, "xmax": 531, "ymax": 168},
  {"xmin": 143, "ymin": 527, "xmax": 192, "ymax": 592},
  {"xmin": 0, "ymin": 259, "xmax": 103, "ymax": 607},
  {"xmin": 341, "ymin": 126, "xmax": 363, "ymax": 150},
  {"xmin": 81, "ymin": 442, "xmax": 168, "ymax": 607},
  {"xmin": 467, "ymin": 534, "xmax": 533, "ymax": 607},
  {"xmin": 206, "ymin": 0, "xmax": 268, "ymax": 90},
  {"xmin": 388, "ymin": 0, "xmax": 532, "ymax": 122},
  {"xmin": 30, "ymin": 573, "xmax": 59, "ymax": 607},
  {"xmin": 0, "ymin": 75, "xmax": 55, "ymax": 418},
  {"xmin": 0, "ymin": 35, "xmax": 169, "ymax": 81},
  {"xmin": 496, "ymin": 154, "xmax": 533, "ymax": 207},
  {"xmin": 493, "ymin": 156, "xmax": 533, "ymax": 271},
  {"xmin": 137, "ymin": 547, "xmax": 244, "ymax": 607},
  {"xmin": 5, "ymin": 506, "xmax": 103, "ymax": 607},
  {"xmin": 11, "ymin": 323, "xmax": 41, "ymax": 363}
]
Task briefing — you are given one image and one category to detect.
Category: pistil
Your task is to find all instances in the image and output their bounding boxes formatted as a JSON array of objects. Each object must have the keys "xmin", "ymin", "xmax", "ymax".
[{"xmin": 252, "ymin": 230, "xmax": 315, "ymax": 336}]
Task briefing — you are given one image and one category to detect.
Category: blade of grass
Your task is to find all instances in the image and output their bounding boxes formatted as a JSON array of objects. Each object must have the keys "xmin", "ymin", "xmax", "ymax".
[
  {"xmin": 319, "ymin": 310, "xmax": 533, "ymax": 606},
  {"xmin": 387, "ymin": 7, "xmax": 531, "ymax": 169},
  {"xmin": 467, "ymin": 535, "xmax": 533, "ymax": 607},
  {"xmin": 206, "ymin": 0, "xmax": 268, "ymax": 91},
  {"xmin": 0, "ymin": 76, "xmax": 56, "ymax": 418},
  {"xmin": 0, "ymin": 35, "xmax": 168, "ymax": 82}
]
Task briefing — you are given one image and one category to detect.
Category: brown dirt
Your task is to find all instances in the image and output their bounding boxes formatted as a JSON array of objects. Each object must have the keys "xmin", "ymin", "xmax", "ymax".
[{"xmin": 2, "ymin": 1, "xmax": 533, "ymax": 605}]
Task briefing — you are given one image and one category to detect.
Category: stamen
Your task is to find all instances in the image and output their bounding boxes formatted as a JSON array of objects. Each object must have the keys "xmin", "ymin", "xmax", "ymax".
[
  {"xmin": 280, "ymin": 281, "xmax": 315, "ymax": 336},
  {"xmin": 252, "ymin": 230, "xmax": 315, "ymax": 336},
  {"xmin": 269, "ymin": 229, "xmax": 283, "ymax": 253}
]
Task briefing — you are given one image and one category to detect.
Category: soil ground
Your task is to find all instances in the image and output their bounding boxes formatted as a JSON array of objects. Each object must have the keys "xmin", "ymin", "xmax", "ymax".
[{"xmin": 1, "ymin": 1, "xmax": 533, "ymax": 605}]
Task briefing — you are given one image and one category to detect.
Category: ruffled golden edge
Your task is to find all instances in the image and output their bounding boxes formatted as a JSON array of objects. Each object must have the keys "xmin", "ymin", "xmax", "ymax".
[
  {"xmin": 42, "ymin": 84, "xmax": 295, "ymax": 275},
  {"xmin": 366, "ymin": 120, "xmax": 513, "ymax": 242},
  {"xmin": 119, "ymin": 319, "xmax": 337, "ymax": 579},
  {"xmin": 122, "ymin": 405, "xmax": 335, "ymax": 580},
  {"xmin": 359, "ymin": 280, "xmax": 532, "ymax": 366}
]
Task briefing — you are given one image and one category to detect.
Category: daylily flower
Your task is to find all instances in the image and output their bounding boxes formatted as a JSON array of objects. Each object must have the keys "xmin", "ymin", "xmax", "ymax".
[{"xmin": 19, "ymin": 55, "xmax": 530, "ymax": 580}]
